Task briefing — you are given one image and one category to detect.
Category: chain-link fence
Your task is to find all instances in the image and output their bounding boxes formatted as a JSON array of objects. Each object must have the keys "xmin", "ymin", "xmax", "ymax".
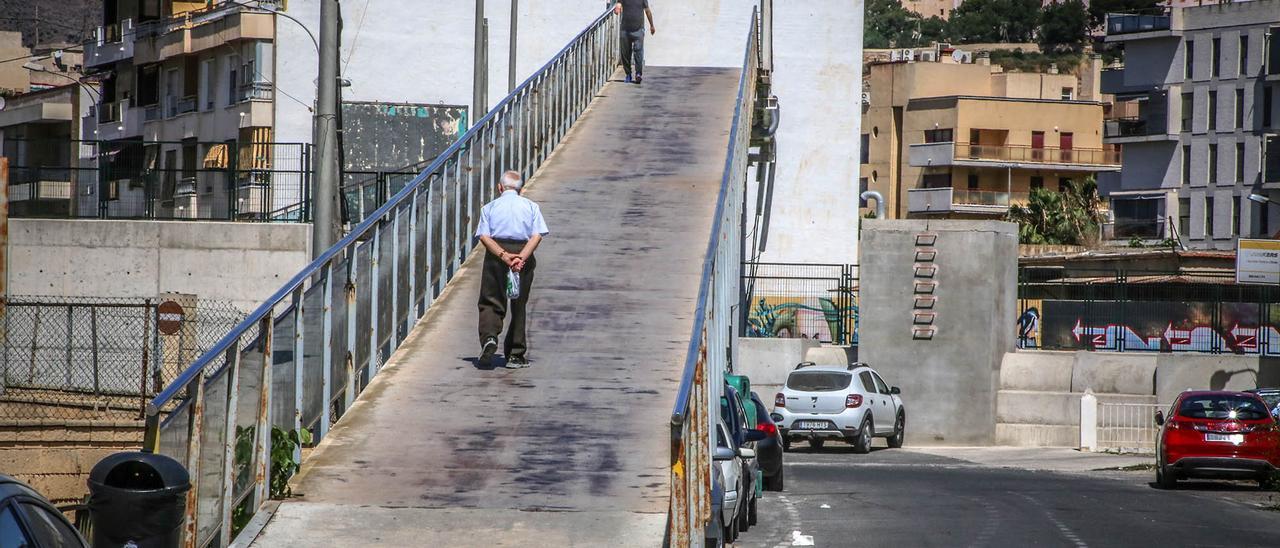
[{"xmin": 0, "ymin": 296, "xmax": 245, "ymax": 421}]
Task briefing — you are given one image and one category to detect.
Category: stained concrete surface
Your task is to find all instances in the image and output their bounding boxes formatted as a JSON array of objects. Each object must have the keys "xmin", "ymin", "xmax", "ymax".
[{"xmin": 249, "ymin": 66, "xmax": 740, "ymax": 546}]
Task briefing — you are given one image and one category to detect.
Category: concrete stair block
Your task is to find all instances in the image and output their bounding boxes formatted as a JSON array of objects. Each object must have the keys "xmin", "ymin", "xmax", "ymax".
[
  {"xmin": 1071, "ymin": 353, "xmax": 1157, "ymax": 395},
  {"xmin": 1001, "ymin": 351, "xmax": 1075, "ymax": 392},
  {"xmin": 996, "ymin": 423, "xmax": 1079, "ymax": 447}
]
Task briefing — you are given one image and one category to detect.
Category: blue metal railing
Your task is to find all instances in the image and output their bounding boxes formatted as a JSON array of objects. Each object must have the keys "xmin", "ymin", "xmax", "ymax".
[
  {"xmin": 668, "ymin": 5, "xmax": 762, "ymax": 546},
  {"xmin": 141, "ymin": 9, "xmax": 620, "ymax": 547}
]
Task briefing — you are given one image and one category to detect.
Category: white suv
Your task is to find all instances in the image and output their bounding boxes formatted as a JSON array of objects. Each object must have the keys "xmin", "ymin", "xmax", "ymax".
[{"xmin": 771, "ymin": 362, "xmax": 905, "ymax": 452}]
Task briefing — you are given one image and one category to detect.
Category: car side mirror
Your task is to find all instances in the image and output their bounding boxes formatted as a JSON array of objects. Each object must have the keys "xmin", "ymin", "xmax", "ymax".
[
  {"xmin": 738, "ymin": 448, "xmax": 756, "ymax": 459},
  {"xmin": 713, "ymin": 446, "xmax": 736, "ymax": 461},
  {"xmin": 890, "ymin": 386, "xmax": 901, "ymax": 395},
  {"xmin": 744, "ymin": 429, "xmax": 767, "ymax": 443},
  {"xmin": 1154, "ymin": 410, "xmax": 1164, "ymax": 426}
]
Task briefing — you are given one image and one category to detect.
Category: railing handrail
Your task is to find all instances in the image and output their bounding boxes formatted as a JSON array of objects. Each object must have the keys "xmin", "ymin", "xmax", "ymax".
[
  {"xmin": 147, "ymin": 7, "xmax": 616, "ymax": 415},
  {"xmin": 670, "ymin": 7, "xmax": 758, "ymax": 427}
]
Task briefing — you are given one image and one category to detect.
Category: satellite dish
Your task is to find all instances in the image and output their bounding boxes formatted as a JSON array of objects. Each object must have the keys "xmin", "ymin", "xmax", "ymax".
[
  {"xmin": 0, "ymin": 96, "xmax": 6, "ymax": 111},
  {"xmin": 952, "ymin": 49, "xmax": 967, "ymax": 63}
]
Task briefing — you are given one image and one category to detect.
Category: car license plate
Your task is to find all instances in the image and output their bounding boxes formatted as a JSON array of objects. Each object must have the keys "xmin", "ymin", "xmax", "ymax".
[
  {"xmin": 1205, "ymin": 433, "xmax": 1243, "ymax": 443},
  {"xmin": 797, "ymin": 421, "xmax": 827, "ymax": 430}
]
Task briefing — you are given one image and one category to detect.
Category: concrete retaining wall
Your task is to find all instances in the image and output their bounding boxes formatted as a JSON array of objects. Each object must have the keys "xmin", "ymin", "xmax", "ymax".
[
  {"xmin": 736, "ymin": 338, "xmax": 853, "ymax": 397},
  {"xmin": 7, "ymin": 219, "xmax": 311, "ymax": 312}
]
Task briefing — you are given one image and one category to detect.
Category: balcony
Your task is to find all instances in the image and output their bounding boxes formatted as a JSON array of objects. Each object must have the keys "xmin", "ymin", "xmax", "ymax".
[
  {"xmin": 165, "ymin": 96, "xmax": 198, "ymax": 118},
  {"xmin": 1103, "ymin": 218, "xmax": 1167, "ymax": 240},
  {"xmin": 97, "ymin": 100, "xmax": 123, "ymax": 124},
  {"xmin": 85, "ymin": 18, "xmax": 135, "ymax": 69},
  {"xmin": 236, "ymin": 81, "xmax": 275, "ymax": 103},
  {"xmin": 1268, "ymin": 27, "xmax": 1280, "ymax": 78},
  {"xmin": 908, "ymin": 187, "xmax": 1029, "ymax": 216},
  {"xmin": 1105, "ymin": 13, "xmax": 1176, "ymax": 42},
  {"xmin": 1100, "ymin": 67, "xmax": 1157, "ymax": 96},
  {"xmin": 134, "ymin": 5, "xmax": 275, "ymax": 64},
  {"xmin": 909, "ymin": 142, "xmax": 1122, "ymax": 172},
  {"xmin": 1265, "ymin": 135, "xmax": 1280, "ymax": 185},
  {"xmin": 1104, "ymin": 117, "xmax": 1169, "ymax": 138}
]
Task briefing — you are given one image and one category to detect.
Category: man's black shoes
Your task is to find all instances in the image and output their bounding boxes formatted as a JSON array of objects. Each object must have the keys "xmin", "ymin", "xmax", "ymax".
[
  {"xmin": 505, "ymin": 355, "xmax": 530, "ymax": 369},
  {"xmin": 480, "ymin": 338, "xmax": 498, "ymax": 366},
  {"xmin": 635, "ymin": 74, "xmax": 642, "ymax": 85}
]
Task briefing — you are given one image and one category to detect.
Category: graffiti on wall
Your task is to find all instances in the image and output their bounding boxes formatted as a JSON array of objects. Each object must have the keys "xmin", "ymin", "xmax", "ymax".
[
  {"xmin": 1036, "ymin": 300, "xmax": 1280, "ymax": 356},
  {"xmin": 746, "ymin": 297, "xmax": 859, "ymax": 344}
]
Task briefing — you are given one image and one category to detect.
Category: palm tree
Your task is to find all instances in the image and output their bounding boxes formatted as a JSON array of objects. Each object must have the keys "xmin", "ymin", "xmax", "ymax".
[{"xmin": 1007, "ymin": 178, "xmax": 1105, "ymax": 245}]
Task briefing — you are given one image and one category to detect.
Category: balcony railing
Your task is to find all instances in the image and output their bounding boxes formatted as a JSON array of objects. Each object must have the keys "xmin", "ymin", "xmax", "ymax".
[
  {"xmin": 1104, "ymin": 117, "xmax": 1168, "ymax": 138},
  {"xmin": 86, "ymin": 18, "xmax": 135, "ymax": 68},
  {"xmin": 1104, "ymin": 218, "xmax": 1167, "ymax": 240},
  {"xmin": 1106, "ymin": 14, "xmax": 1170, "ymax": 35},
  {"xmin": 908, "ymin": 187, "xmax": 1030, "ymax": 215},
  {"xmin": 166, "ymin": 96, "xmax": 198, "ymax": 117},
  {"xmin": 955, "ymin": 142, "xmax": 1121, "ymax": 167},
  {"xmin": 237, "ymin": 81, "xmax": 274, "ymax": 102},
  {"xmin": 97, "ymin": 101, "xmax": 123, "ymax": 124}
]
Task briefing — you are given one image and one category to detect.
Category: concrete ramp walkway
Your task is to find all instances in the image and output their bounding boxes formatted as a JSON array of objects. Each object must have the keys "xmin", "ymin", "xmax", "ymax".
[{"xmin": 249, "ymin": 66, "xmax": 740, "ymax": 547}]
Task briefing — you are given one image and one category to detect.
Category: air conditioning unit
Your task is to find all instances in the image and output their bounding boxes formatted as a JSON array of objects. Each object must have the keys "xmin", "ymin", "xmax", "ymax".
[
  {"xmin": 919, "ymin": 50, "xmax": 936, "ymax": 62},
  {"xmin": 901, "ymin": 49, "xmax": 915, "ymax": 62}
]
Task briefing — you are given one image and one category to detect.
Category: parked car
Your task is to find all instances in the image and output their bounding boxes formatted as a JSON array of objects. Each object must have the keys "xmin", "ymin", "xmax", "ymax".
[
  {"xmin": 749, "ymin": 391, "xmax": 785, "ymax": 491},
  {"xmin": 720, "ymin": 383, "xmax": 763, "ymax": 533},
  {"xmin": 1246, "ymin": 388, "xmax": 1280, "ymax": 420},
  {"xmin": 705, "ymin": 465, "xmax": 726, "ymax": 548},
  {"xmin": 0, "ymin": 474, "xmax": 89, "ymax": 548},
  {"xmin": 1155, "ymin": 390, "xmax": 1280, "ymax": 489},
  {"xmin": 772, "ymin": 362, "xmax": 905, "ymax": 453},
  {"xmin": 714, "ymin": 421, "xmax": 745, "ymax": 543}
]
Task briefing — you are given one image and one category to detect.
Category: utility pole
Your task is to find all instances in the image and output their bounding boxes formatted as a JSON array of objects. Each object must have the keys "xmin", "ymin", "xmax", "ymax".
[
  {"xmin": 312, "ymin": 0, "xmax": 341, "ymax": 257},
  {"xmin": 509, "ymin": 0, "xmax": 518, "ymax": 92},
  {"xmin": 474, "ymin": 0, "xmax": 487, "ymax": 121}
]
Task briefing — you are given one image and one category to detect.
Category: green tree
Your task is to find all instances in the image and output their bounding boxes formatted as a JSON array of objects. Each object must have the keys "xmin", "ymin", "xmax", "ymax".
[
  {"xmin": 1039, "ymin": 0, "xmax": 1089, "ymax": 53},
  {"xmin": 918, "ymin": 16, "xmax": 949, "ymax": 45},
  {"xmin": 865, "ymin": 0, "xmax": 921, "ymax": 48},
  {"xmin": 1007, "ymin": 178, "xmax": 1106, "ymax": 245},
  {"xmin": 948, "ymin": 0, "xmax": 1041, "ymax": 44}
]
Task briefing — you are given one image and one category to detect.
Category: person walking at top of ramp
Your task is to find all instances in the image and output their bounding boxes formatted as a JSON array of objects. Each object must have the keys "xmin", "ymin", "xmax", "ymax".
[
  {"xmin": 614, "ymin": 0, "xmax": 656, "ymax": 84},
  {"xmin": 475, "ymin": 171, "xmax": 549, "ymax": 369}
]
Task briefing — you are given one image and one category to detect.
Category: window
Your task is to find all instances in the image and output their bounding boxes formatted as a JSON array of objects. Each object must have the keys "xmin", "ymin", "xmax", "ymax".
[
  {"xmin": 227, "ymin": 54, "xmax": 240, "ymax": 106},
  {"xmin": 1208, "ymin": 144, "xmax": 1218, "ymax": 184},
  {"xmin": 201, "ymin": 58, "xmax": 215, "ymax": 110},
  {"xmin": 922, "ymin": 173, "xmax": 951, "ymax": 188},
  {"xmin": 1178, "ymin": 197, "xmax": 1191, "ymax": 238},
  {"xmin": 858, "ymin": 371, "xmax": 876, "ymax": 393},
  {"xmin": 871, "ymin": 372, "xmax": 891, "ymax": 394},
  {"xmin": 1208, "ymin": 91, "xmax": 1217, "ymax": 131},
  {"xmin": 859, "ymin": 177, "xmax": 868, "ymax": 206},
  {"xmin": 1211, "ymin": 37, "xmax": 1221, "ymax": 78},
  {"xmin": 860, "ymin": 134, "xmax": 869, "ymax": 164},
  {"xmin": 1232, "ymin": 195, "xmax": 1241, "ymax": 235},
  {"xmin": 1181, "ymin": 93, "xmax": 1193, "ymax": 132},
  {"xmin": 787, "ymin": 371, "xmax": 852, "ymax": 392},
  {"xmin": 1060, "ymin": 87, "xmax": 1073, "ymax": 101},
  {"xmin": 1030, "ymin": 176, "xmax": 1045, "ymax": 190},
  {"xmin": 923, "ymin": 128, "xmax": 953, "ymax": 143},
  {"xmin": 1185, "ymin": 40, "xmax": 1195, "ymax": 79},
  {"xmin": 0, "ymin": 506, "xmax": 31, "ymax": 547},
  {"xmin": 20, "ymin": 502, "xmax": 81, "ymax": 547},
  {"xmin": 1260, "ymin": 198, "xmax": 1272, "ymax": 236},
  {"xmin": 1266, "ymin": 86, "xmax": 1274, "ymax": 128},
  {"xmin": 1236, "ymin": 89, "xmax": 1245, "ymax": 129},
  {"xmin": 1236, "ymin": 142, "xmax": 1245, "ymax": 183},
  {"xmin": 1182, "ymin": 145, "xmax": 1192, "ymax": 185},
  {"xmin": 967, "ymin": 173, "xmax": 979, "ymax": 189},
  {"xmin": 1205, "ymin": 196, "xmax": 1215, "ymax": 237},
  {"xmin": 1240, "ymin": 34, "xmax": 1249, "ymax": 75},
  {"xmin": 181, "ymin": 139, "xmax": 197, "ymax": 182},
  {"xmin": 1058, "ymin": 177, "xmax": 1072, "ymax": 192}
]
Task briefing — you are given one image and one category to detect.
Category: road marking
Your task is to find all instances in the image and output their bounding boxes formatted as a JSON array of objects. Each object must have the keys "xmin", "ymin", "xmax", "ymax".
[
  {"xmin": 789, "ymin": 530, "xmax": 815, "ymax": 546},
  {"xmin": 1012, "ymin": 492, "xmax": 1089, "ymax": 548}
]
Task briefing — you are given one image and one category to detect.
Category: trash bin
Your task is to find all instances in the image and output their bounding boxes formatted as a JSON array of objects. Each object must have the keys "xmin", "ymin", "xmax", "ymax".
[{"xmin": 87, "ymin": 451, "xmax": 190, "ymax": 548}]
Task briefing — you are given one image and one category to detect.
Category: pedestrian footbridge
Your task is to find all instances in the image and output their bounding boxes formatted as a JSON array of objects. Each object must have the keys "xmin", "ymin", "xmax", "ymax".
[{"xmin": 142, "ymin": 7, "xmax": 770, "ymax": 547}]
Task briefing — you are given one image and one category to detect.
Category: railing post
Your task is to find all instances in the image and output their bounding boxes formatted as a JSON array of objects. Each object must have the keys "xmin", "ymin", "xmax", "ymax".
[
  {"xmin": 182, "ymin": 369, "xmax": 206, "ymax": 548},
  {"xmin": 219, "ymin": 339, "xmax": 242, "ymax": 545},
  {"xmin": 407, "ymin": 190, "xmax": 419, "ymax": 333},
  {"xmin": 346, "ymin": 248, "xmax": 359, "ymax": 407},
  {"xmin": 1080, "ymin": 390, "xmax": 1098, "ymax": 452},
  {"xmin": 391, "ymin": 208, "xmax": 401, "ymax": 349},
  {"xmin": 425, "ymin": 179, "xmax": 436, "ymax": 301},
  {"xmin": 291, "ymin": 287, "xmax": 304, "ymax": 465},
  {"xmin": 253, "ymin": 313, "xmax": 274, "ymax": 510},
  {"xmin": 319, "ymin": 262, "xmax": 334, "ymax": 440},
  {"xmin": 369, "ymin": 227, "xmax": 381, "ymax": 378}
]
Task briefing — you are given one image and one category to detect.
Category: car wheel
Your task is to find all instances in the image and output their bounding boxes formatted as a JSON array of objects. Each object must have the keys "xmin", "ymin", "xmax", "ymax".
[
  {"xmin": 853, "ymin": 416, "xmax": 872, "ymax": 454},
  {"xmin": 1156, "ymin": 462, "xmax": 1177, "ymax": 490},
  {"xmin": 810, "ymin": 438, "xmax": 825, "ymax": 450},
  {"xmin": 725, "ymin": 512, "xmax": 739, "ymax": 543},
  {"xmin": 738, "ymin": 493, "xmax": 751, "ymax": 532},
  {"xmin": 749, "ymin": 496, "xmax": 758, "ymax": 526},
  {"xmin": 764, "ymin": 465, "xmax": 785, "ymax": 492},
  {"xmin": 888, "ymin": 412, "xmax": 905, "ymax": 449},
  {"xmin": 706, "ymin": 510, "xmax": 725, "ymax": 547},
  {"xmin": 782, "ymin": 438, "xmax": 792, "ymax": 452},
  {"xmin": 1259, "ymin": 472, "xmax": 1278, "ymax": 490}
]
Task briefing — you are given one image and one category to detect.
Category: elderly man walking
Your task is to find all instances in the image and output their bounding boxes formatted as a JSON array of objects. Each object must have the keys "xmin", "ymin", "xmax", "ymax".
[
  {"xmin": 475, "ymin": 171, "xmax": 549, "ymax": 369},
  {"xmin": 614, "ymin": 0, "xmax": 655, "ymax": 84}
]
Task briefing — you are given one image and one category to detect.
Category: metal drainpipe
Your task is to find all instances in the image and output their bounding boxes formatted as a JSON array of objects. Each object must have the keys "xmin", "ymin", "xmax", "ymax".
[{"xmin": 861, "ymin": 190, "xmax": 885, "ymax": 219}]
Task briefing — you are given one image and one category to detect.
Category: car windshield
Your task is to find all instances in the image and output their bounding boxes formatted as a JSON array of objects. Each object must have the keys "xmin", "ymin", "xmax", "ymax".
[
  {"xmin": 786, "ymin": 371, "xmax": 852, "ymax": 392},
  {"xmin": 1178, "ymin": 395, "xmax": 1270, "ymax": 420}
]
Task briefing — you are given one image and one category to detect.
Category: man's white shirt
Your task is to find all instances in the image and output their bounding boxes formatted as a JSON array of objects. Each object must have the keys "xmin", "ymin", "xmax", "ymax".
[{"xmin": 475, "ymin": 190, "xmax": 550, "ymax": 240}]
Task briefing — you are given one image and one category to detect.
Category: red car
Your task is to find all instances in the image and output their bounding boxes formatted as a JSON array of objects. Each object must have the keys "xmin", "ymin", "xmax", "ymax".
[{"xmin": 1155, "ymin": 390, "xmax": 1280, "ymax": 489}]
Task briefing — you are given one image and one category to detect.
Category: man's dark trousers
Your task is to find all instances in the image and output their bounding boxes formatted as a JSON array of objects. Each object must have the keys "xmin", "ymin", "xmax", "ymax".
[
  {"xmin": 478, "ymin": 239, "xmax": 537, "ymax": 359},
  {"xmin": 621, "ymin": 29, "xmax": 645, "ymax": 78}
]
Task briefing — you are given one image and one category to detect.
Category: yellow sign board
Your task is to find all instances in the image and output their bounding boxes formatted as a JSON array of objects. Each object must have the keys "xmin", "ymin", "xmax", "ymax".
[{"xmin": 1236, "ymin": 239, "xmax": 1280, "ymax": 285}]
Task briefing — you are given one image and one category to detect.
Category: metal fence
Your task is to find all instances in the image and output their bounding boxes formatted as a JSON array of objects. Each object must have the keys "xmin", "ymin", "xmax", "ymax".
[
  {"xmin": 669, "ymin": 6, "xmax": 761, "ymax": 546},
  {"xmin": 1018, "ymin": 268, "xmax": 1280, "ymax": 356},
  {"xmin": 2, "ymin": 139, "xmax": 310, "ymax": 222},
  {"xmin": 1097, "ymin": 402, "xmax": 1160, "ymax": 454},
  {"xmin": 138, "ymin": 9, "xmax": 620, "ymax": 547},
  {"xmin": 0, "ymin": 296, "xmax": 244, "ymax": 421},
  {"xmin": 741, "ymin": 262, "xmax": 858, "ymax": 345}
]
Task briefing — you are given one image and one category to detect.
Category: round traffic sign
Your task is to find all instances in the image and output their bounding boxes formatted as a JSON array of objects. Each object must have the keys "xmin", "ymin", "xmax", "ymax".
[{"xmin": 157, "ymin": 301, "xmax": 185, "ymax": 335}]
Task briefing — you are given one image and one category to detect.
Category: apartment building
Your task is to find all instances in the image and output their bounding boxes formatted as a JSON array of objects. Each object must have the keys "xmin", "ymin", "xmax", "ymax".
[
  {"xmin": 860, "ymin": 54, "xmax": 1119, "ymax": 220},
  {"xmin": 1101, "ymin": 1, "xmax": 1280, "ymax": 249},
  {"xmin": 80, "ymin": 0, "xmax": 281, "ymax": 220}
]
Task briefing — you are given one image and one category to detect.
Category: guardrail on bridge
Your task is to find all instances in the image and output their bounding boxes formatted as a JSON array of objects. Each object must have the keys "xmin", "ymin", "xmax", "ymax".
[{"xmin": 137, "ymin": 9, "xmax": 620, "ymax": 547}]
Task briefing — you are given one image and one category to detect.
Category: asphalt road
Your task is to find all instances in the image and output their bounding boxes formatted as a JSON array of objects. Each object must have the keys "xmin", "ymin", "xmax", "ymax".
[{"xmin": 739, "ymin": 445, "xmax": 1280, "ymax": 548}]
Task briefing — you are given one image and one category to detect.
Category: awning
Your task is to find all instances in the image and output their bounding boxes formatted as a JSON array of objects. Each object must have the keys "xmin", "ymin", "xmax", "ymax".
[{"xmin": 203, "ymin": 143, "xmax": 229, "ymax": 168}]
